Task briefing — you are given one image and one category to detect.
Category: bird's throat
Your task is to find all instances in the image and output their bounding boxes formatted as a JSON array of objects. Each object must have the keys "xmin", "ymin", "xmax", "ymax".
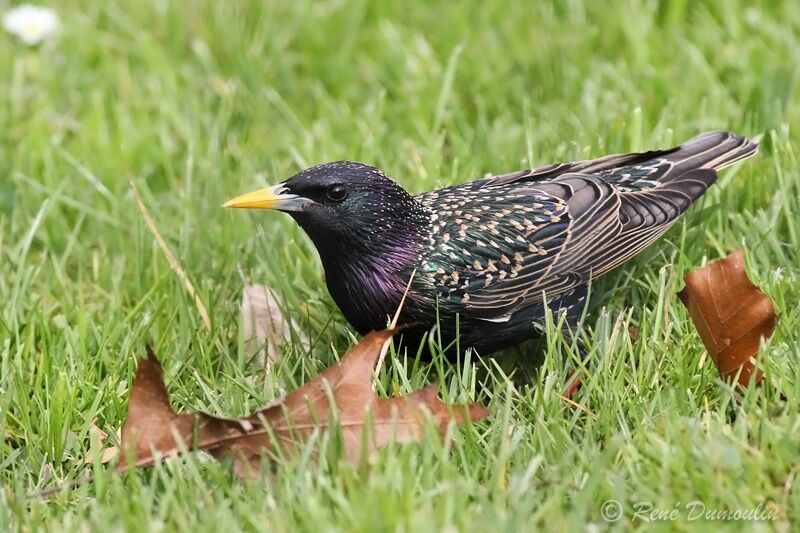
[{"xmin": 319, "ymin": 240, "xmax": 423, "ymax": 334}]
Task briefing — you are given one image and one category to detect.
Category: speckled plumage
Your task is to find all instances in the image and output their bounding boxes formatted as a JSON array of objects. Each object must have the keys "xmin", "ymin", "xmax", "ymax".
[{"xmin": 247, "ymin": 131, "xmax": 757, "ymax": 355}]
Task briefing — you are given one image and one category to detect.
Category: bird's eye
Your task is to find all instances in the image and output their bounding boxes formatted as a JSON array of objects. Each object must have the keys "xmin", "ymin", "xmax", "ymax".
[{"xmin": 326, "ymin": 185, "xmax": 348, "ymax": 202}]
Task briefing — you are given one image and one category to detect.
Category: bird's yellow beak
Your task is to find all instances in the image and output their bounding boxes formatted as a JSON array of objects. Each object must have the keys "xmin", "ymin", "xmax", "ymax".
[{"xmin": 223, "ymin": 183, "xmax": 312, "ymax": 212}]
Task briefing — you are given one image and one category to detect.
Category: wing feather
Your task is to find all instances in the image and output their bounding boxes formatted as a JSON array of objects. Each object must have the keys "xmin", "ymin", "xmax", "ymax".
[{"xmin": 416, "ymin": 132, "xmax": 756, "ymax": 322}]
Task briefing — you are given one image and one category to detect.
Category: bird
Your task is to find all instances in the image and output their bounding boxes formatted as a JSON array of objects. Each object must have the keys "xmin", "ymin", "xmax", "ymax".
[{"xmin": 225, "ymin": 131, "xmax": 757, "ymax": 356}]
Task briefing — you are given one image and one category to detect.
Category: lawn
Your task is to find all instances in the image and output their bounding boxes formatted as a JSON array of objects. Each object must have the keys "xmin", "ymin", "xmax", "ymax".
[{"xmin": 1, "ymin": 0, "xmax": 799, "ymax": 530}]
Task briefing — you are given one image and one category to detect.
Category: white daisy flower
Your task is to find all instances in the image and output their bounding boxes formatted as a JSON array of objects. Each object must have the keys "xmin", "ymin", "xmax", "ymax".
[{"xmin": 3, "ymin": 4, "xmax": 59, "ymax": 46}]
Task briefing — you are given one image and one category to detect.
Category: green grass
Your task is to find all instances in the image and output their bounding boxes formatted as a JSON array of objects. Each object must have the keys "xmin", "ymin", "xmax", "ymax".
[{"xmin": 1, "ymin": 0, "xmax": 799, "ymax": 530}]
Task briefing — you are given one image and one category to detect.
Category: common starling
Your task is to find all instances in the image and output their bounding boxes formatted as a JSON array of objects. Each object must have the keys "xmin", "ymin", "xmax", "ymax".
[{"xmin": 225, "ymin": 131, "xmax": 756, "ymax": 355}]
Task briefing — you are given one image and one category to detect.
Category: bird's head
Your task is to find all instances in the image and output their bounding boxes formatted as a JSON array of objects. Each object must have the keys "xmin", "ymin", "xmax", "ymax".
[{"xmin": 224, "ymin": 161, "xmax": 430, "ymax": 261}]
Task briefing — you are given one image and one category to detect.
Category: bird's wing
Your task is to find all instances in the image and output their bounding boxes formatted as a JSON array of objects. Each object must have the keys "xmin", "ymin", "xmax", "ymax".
[
  {"xmin": 418, "ymin": 131, "xmax": 756, "ymax": 320},
  {"xmin": 420, "ymin": 174, "xmax": 623, "ymax": 319},
  {"xmin": 422, "ymin": 171, "xmax": 713, "ymax": 319}
]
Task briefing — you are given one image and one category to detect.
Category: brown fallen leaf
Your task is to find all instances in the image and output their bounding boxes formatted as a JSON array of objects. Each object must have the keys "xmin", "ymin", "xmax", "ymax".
[
  {"xmin": 119, "ymin": 330, "xmax": 489, "ymax": 476},
  {"xmin": 241, "ymin": 284, "xmax": 310, "ymax": 364},
  {"xmin": 117, "ymin": 346, "xmax": 233, "ymax": 470},
  {"xmin": 678, "ymin": 250, "xmax": 777, "ymax": 386}
]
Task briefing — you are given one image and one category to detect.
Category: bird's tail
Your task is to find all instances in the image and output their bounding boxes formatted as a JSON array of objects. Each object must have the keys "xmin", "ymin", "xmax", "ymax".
[
  {"xmin": 658, "ymin": 131, "xmax": 758, "ymax": 182},
  {"xmin": 586, "ymin": 130, "xmax": 757, "ymax": 197}
]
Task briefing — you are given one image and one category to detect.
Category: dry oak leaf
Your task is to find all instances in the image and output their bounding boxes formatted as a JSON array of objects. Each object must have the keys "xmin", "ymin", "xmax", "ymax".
[
  {"xmin": 678, "ymin": 250, "xmax": 777, "ymax": 386},
  {"xmin": 119, "ymin": 330, "xmax": 489, "ymax": 476}
]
